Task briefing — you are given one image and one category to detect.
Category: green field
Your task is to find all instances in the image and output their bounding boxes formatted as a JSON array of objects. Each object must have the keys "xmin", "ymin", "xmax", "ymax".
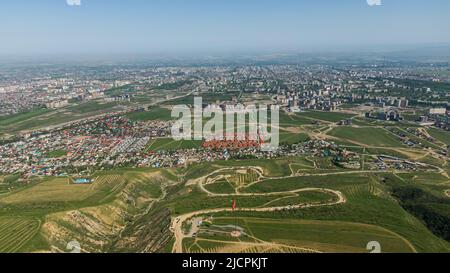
[
  {"xmin": 213, "ymin": 171, "xmax": 450, "ymax": 252},
  {"xmin": 242, "ymin": 173, "xmax": 367, "ymax": 194},
  {"xmin": 279, "ymin": 113, "xmax": 316, "ymax": 126},
  {"xmin": 168, "ymin": 158, "xmax": 450, "ymax": 253},
  {"xmin": 289, "ymin": 159, "xmax": 316, "ymax": 173},
  {"xmin": 0, "ymin": 154, "xmax": 449, "ymax": 253},
  {"xmin": 261, "ymin": 191, "xmax": 336, "ymax": 207},
  {"xmin": 187, "ymin": 157, "xmax": 332, "ymax": 180},
  {"xmin": 279, "ymin": 132, "xmax": 309, "ymax": 145},
  {"xmin": 0, "ymin": 168, "xmax": 169, "ymax": 252},
  {"xmin": 67, "ymin": 101, "xmax": 121, "ymax": 114},
  {"xmin": 0, "ymin": 108, "xmax": 51, "ymax": 127},
  {"xmin": 328, "ymin": 127, "xmax": 402, "ymax": 147},
  {"xmin": 0, "ymin": 217, "xmax": 40, "ymax": 253},
  {"xmin": 196, "ymin": 217, "xmax": 416, "ymax": 253},
  {"xmin": 0, "ymin": 177, "xmax": 102, "ymax": 204},
  {"xmin": 0, "ymin": 174, "xmax": 30, "ymax": 194},
  {"xmin": 164, "ymin": 187, "xmax": 292, "ymax": 215},
  {"xmin": 213, "ymin": 158, "xmax": 301, "ymax": 177},
  {"xmin": 0, "ymin": 172, "xmax": 155, "ymax": 212},
  {"xmin": 126, "ymin": 107, "xmax": 173, "ymax": 121},
  {"xmin": 427, "ymin": 128, "xmax": 450, "ymax": 145},
  {"xmin": 204, "ymin": 180, "xmax": 236, "ymax": 194},
  {"xmin": 145, "ymin": 138, "xmax": 202, "ymax": 151},
  {"xmin": 299, "ymin": 111, "xmax": 357, "ymax": 123}
]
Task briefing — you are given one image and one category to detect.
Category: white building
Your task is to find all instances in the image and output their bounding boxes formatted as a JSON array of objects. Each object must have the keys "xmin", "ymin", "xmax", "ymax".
[{"xmin": 429, "ymin": 108, "xmax": 446, "ymax": 115}]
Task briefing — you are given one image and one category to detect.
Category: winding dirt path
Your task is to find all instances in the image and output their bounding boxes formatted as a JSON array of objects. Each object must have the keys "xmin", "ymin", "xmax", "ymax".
[
  {"xmin": 170, "ymin": 187, "xmax": 346, "ymax": 253},
  {"xmin": 171, "ymin": 162, "xmax": 429, "ymax": 253}
]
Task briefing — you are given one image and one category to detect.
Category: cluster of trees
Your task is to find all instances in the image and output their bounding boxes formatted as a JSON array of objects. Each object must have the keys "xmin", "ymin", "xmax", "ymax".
[{"xmin": 392, "ymin": 186, "xmax": 450, "ymax": 241}]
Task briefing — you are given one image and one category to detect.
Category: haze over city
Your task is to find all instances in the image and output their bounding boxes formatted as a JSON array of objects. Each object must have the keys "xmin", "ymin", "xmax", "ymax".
[{"xmin": 1, "ymin": 0, "xmax": 450, "ymax": 57}]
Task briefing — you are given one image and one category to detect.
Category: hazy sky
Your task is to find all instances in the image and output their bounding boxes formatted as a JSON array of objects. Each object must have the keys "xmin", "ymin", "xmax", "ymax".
[{"xmin": 1, "ymin": 0, "xmax": 450, "ymax": 56}]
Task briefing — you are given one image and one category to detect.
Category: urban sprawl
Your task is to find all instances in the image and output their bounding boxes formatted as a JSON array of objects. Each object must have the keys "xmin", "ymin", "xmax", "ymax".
[{"xmin": 1, "ymin": 64, "xmax": 449, "ymax": 177}]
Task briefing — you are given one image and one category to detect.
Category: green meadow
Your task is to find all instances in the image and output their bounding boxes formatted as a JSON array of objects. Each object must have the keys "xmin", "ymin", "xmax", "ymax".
[{"xmin": 328, "ymin": 127, "xmax": 403, "ymax": 147}]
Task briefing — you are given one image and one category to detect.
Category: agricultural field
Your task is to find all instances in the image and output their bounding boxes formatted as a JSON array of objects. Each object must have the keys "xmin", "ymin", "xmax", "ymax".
[
  {"xmin": 0, "ymin": 217, "xmax": 40, "ymax": 253},
  {"xmin": 225, "ymin": 169, "xmax": 261, "ymax": 189},
  {"xmin": 0, "ymin": 168, "xmax": 171, "ymax": 252},
  {"xmin": 0, "ymin": 177, "xmax": 98, "ymax": 204}
]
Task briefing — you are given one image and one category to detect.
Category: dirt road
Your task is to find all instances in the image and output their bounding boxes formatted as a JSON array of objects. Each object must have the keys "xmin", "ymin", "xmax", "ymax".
[{"xmin": 170, "ymin": 187, "xmax": 346, "ymax": 253}]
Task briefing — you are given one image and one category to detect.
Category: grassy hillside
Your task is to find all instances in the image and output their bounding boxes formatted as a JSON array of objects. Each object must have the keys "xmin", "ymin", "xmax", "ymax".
[
  {"xmin": 0, "ymin": 169, "xmax": 172, "ymax": 253},
  {"xmin": 188, "ymin": 217, "xmax": 416, "ymax": 253}
]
